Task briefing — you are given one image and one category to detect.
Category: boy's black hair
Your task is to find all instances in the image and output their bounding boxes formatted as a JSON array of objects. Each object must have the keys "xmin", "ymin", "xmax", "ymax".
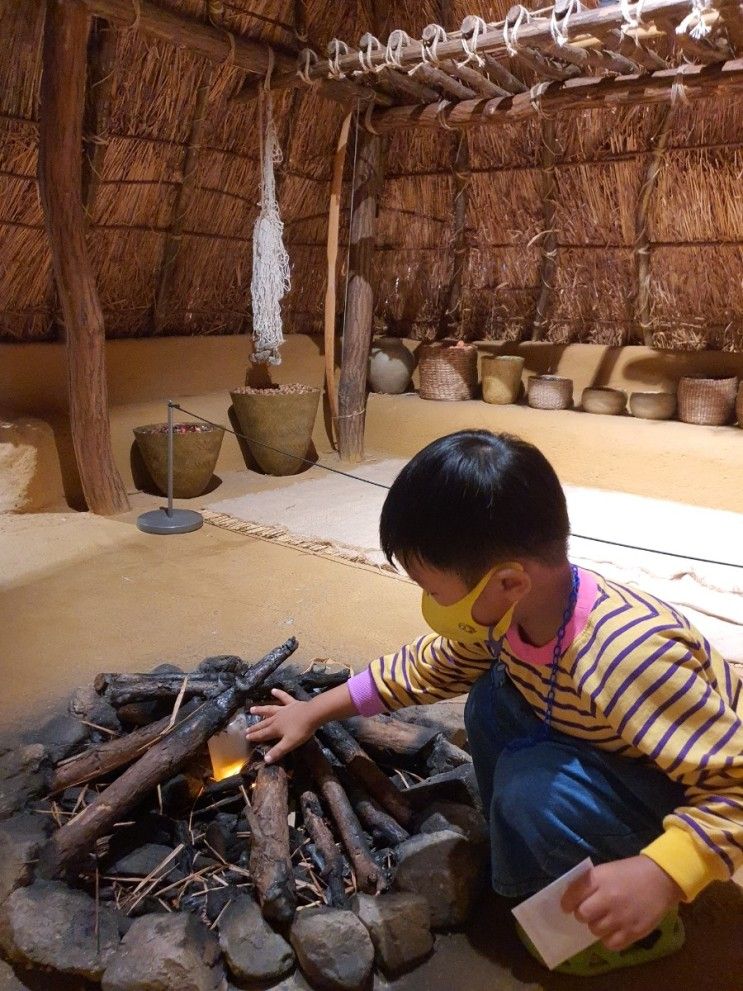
[{"xmin": 380, "ymin": 430, "xmax": 570, "ymax": 585}]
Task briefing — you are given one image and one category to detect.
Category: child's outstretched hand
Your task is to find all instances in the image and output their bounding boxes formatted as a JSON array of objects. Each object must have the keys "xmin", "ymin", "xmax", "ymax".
[
  {"xmin": 561, "ymin": 855, "xmax": 683, "ymax": 951},
  {"xmin": 246, "ymin": 689, "xmax": 317, "ymax": 765}
]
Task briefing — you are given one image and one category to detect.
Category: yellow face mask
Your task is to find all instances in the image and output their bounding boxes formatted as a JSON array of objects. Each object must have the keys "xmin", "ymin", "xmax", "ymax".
[{"xmin": 421, "ymin": 564, "xmax": 521, "ymax": 645}]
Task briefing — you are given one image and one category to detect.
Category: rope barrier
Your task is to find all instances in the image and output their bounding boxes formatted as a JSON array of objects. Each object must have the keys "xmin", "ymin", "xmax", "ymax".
[{"xmin": 168, "ymin": 402, "xmax": 743, "ymax": 571}]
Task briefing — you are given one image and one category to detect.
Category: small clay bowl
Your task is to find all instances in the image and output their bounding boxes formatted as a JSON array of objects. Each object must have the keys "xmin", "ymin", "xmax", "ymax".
[
  {"xmin": 581, "ymin": 387, "xmax": 627, "ymax": 416},
  {"xmin": 629, "ymin": 391, "xmax": 677, "ymax": 421}
]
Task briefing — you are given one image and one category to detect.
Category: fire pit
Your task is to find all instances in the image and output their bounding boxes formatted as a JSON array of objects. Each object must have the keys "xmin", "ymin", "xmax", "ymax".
[{"xmin": 0, "ymin": 641, "xmax": 486, "ymax": 990}]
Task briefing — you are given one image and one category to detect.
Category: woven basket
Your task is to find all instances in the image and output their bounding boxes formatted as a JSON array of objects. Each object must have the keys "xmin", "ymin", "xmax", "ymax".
[
  {"xmin": 737, "ymin": 381, "xmax": 743, "ymax": 428},
  {"xmin": 528, "ymin": 375, "xmax": 573, "ymax": 411},
  {"xmin": 677, "ymin": 375, "xmax": 738, "ymax": 426},
  {"xmin": 582, "ymin": 387, "xmax": 627, "ymax": 416},
  {"xmin": 418, "ymin": 342, "xmax": 478, "ymax": 401}
]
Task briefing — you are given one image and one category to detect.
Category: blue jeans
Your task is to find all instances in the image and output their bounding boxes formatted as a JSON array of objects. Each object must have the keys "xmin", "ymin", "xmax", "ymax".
[{"xmin": 464, "ymin": 663, "xmax": 686, "ymax": 899}]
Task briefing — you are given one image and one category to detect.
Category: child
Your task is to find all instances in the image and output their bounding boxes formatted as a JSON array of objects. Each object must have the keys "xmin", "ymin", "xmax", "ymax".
[{"xmin": 246, "ymin": 430, "xmax": 743, "ymax": 975}]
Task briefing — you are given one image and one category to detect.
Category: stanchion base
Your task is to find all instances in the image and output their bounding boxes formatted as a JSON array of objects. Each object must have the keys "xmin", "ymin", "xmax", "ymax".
[{"xmin": 136, "ymin": 508, "xmax": 204, "ymax": 535}]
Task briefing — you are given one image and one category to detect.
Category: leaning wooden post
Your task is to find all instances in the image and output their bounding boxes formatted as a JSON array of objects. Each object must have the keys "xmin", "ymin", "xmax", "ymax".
[
  {"xmin": 337, "ymin": 127, "xmax": 384, "ymax": 463},
  {"xmin": 634, "ymin": 106, "xmax": 674, "ymax": 347},
  {"xmin": 530, "ymin": 117, "xmax": 559, "ymax": 342},
  {"xmin": 441, "ymin": 131, "xmax": 470, "ymax": 338},
  {"xmin": 38, "ymin": 0, "xmax": 130, "ymax": 515}
]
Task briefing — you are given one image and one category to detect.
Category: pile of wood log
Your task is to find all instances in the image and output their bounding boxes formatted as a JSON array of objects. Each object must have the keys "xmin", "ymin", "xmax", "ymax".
[{"xmin": 33, "ymin": 638, "xmax": 476, "ymax": 928}]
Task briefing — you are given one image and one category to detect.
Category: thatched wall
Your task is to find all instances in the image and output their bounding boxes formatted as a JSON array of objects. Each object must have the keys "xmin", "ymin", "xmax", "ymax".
[{"xmin": 2, "ymin": 0, "xmax": 743, "ymax": 350}]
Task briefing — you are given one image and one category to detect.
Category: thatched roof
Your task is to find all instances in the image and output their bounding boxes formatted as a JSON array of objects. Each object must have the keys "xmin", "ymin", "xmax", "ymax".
[{"xmin": 3, "ymin": 0, "xmax": 743, "ymax": 350}]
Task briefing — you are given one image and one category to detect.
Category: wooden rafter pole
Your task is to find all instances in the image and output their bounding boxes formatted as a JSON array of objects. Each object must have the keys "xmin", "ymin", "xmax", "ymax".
[
  {"xmin": 531, "ymin": 118, "xmax": 559, "ymax": 342},
  {"xmin": 38, "ymin": 0, "xmax": 130, "ymax": 515},
  {"xmin": 634, "ymin": 106, "xmax": 674, "ymax": 347},
  {"xmin": 441, "ymin": 131, "xmax": 470, "ymax": 338},
  {"xmin": 153, "ymin": 63, "xmax": 213, "ymax": 331},
  {"xmin": 336, "ymin": 128, "xmax": 384, "ymax": 463},
  {"xmin": 365, "ymin": 59, "xmax": 743, "ymax": 131},
  {"xmin": 81, "ymin": 0, "xmax": 294, "ymax": 74}
]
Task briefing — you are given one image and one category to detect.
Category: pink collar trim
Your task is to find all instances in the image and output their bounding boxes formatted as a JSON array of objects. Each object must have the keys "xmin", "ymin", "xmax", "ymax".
[{"xmin": 505, "ymin": 567, "xmax": 598, "ymax": 666}]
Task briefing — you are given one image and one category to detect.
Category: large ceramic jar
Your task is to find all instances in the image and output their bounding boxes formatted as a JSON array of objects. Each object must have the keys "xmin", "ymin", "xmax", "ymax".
[{"xmin": 368, "ymin": 337, "xmax": 416, "ymax": 394}]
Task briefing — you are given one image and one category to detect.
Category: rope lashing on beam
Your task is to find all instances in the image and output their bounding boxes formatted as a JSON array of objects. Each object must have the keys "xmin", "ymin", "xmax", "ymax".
[
  {"xmin": 385, "ymin": 30, "xmax": 411, "ymax": 70},
  {"xmin": 421, "ymin": 23, "xmax": 448, "ymax": 64},
  {"xmin": 357, "ymin": 33, "xmax": 383, "ymax": 73},
  {"xmin": 220, "ymin": 28, "xmax": 237, "ymax": 67},
  {"xmin": 435, "ymin": 99, "xmax": 456, "ymax": 130},
  {"xmin": 458, "ymin": 15, "xmax": 488, "ymax": 67},
  {"xmin": 550, "ymin": 0, "xmax": 583, "ymax": 48},
  {"xmin": 676, "ymin": 0, "xmax": 713, "ymax": 40},
  {"xmin": 328, "ymin": 39, "xmax": 350, "ymax": 80},
  {"xmin": 620, "ymin": 0, "xmax": 649, "ymax": 38},
  {"xmin": 297, "ymin": 48, "xmax": 319, "ymax": 85},
  {"xmin": 503, "ymin": 6, "xmax": 532, "ymax": 56}
]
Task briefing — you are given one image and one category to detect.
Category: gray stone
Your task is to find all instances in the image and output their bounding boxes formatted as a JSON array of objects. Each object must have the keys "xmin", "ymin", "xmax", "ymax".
[
  {"xmin": 424, "ymin": 736, "xmax": 472, "ymax": 776},
  {"xmin": 111, "ymin": 843, "xmax": 183, "ymax": 881},
  {"xmin": 290, "ymin": 907, "xmax": 374, "ymax": 991},
  {"xmin": 403, "ymin": 764, "xmax": 481, "ymax": 811},
  {"xmin": 392, "ymin": 829, "xmax": 488, "ymax": 930},
  {"xmin": 0, "ymin": 959, "xmax": 31, "ymax": 991},
  {"xmin": 218, "ymin": 894, "xmax": 294, "ymax": 983},
  {"xmin": 151, "ymin": 663, "xmax": 185, "ymax": 675},
  {"xmin": 0, "ymin": 746, "xmax": 47, "ymax": 820},
  {"xmin": 102, "ymin": 912, "xmax": 226, "ymax": 991},
  {"xmin": 417, "ymin": 802, "xmax": 488, "ymax": 845},
  {"xmin": 394, "ymin": 701, "xmax": 468, "ymax": 749},
  {"xmin": 69, "ymin": 685, "xmax": 121, "ymax": 733},
  {"xmin": 0, "ymin": 880, "xmax": 120, "ymax": 979},
  {"xmin": 33, "ymin": 714, "xmax": 89, "ymax": 763},
  {"xmin": 0, "ymin": 813, "xmax": 50, "ymax": 902},
  {"xmin": 351, "ymin": 892, "xmax": 433, "ymax": 976}
]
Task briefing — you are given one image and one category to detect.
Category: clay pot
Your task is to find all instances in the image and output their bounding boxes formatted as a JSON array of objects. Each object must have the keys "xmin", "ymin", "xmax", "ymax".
[
  {"xmin": 581, "ymin": 387, "xmax": 627, "ymax": 416},
  {"xmin": 133, "ymin": 422, "xmax": 224, "ymax": 498},
  {"xmin": 736, "ymin": 381, "xmax": 743, "ymax": 428},
  {"xmin": 481, "ymin": 355, "xmax": 525, "ymax": 405},
  {"xmin": 629, "ymin": 391, "xmax": 677, "ymax": 421},
  {"xmin": 677, "ymin": 375, "xmax": 738, "ymax": 426},
  {"xmin": 231, "ymin": 384, "xmax": 320, "ymax": 476},
  {"xmin": 527, "ymin": 375, "xmax": 573, "ymax": 411},
  {"xmin": 368, "ymin": 337, "xmax": 416, "ymax": 394}
]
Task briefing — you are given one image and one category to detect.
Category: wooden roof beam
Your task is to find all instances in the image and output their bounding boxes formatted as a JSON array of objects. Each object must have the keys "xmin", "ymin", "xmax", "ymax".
[
  {"xmin": 261, "ymin": 0, "xmax": 741, "ymax": 91},
  {"xmin": 366, "ymin": 58, "xmax": 743, "ymax": 131}
]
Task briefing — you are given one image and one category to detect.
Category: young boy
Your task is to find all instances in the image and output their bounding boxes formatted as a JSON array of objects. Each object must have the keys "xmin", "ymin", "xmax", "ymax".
[{"xmin": 246, "ymin": 430, "xmax": 743, "ymax": 975}]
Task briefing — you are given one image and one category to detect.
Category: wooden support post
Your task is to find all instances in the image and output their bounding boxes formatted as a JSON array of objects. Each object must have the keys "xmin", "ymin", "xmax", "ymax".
[
  {"xmin": 336, "ymin": 128, "xmax": 384, "ymax": 463},
  {"xmin": 82, "ymin": 17, "xmax": 118, "ymax": 215},
  {"xmin": 531, "ymin": 118, "xmax": 559, "ymax": 342},
  {"xmin": 154, "ymin": 64, "xmax": 213, "ymax": 331},
  {"xmin": 634, "ymin": 106, "xmax": 674, "ymax": 347},
  {"xmin": 442, "ymin": 132, "xmax": 470, "ymax": 338},
  {"xmin": 38, "ymin": 0, "xmax": 130, "ymax": 515}
]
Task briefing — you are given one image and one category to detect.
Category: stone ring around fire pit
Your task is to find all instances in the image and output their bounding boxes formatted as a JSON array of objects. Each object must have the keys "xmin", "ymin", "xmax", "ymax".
[{"xmin": 0, "ymin": 647, "xmax": 487, "ymax": 990}]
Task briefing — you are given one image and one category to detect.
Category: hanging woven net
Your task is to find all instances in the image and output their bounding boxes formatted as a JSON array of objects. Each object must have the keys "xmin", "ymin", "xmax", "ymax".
[{"xmin": 250, "ymin": 73, "xmax": 290, "ymax": 365}]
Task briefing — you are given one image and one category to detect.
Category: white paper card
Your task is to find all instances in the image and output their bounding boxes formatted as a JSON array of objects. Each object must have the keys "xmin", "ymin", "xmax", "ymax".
[{"xmin": 511, "ymin": 858, "xmax": 597, "ymax": 970}]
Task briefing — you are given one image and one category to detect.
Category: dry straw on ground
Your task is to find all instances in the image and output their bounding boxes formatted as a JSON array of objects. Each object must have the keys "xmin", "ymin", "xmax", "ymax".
[{"xmin": 1, "ymin": 0, "xmax": 743, "ymax": 349}]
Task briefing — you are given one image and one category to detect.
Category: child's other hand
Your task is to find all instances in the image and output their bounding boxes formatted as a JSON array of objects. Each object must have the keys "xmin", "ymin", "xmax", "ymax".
[
  {"xmin": 246, "ymin": 689, "xmax": 317, "ymax": 764},
  {"xmin": 560, "ymin": 856, "xmax": 683, "ymax": 951}
]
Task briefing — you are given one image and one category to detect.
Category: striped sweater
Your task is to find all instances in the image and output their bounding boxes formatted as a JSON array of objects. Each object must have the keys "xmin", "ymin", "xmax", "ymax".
[{"xmin": 347, "ymin": 567, "xmax": 743, "ymax": 900}]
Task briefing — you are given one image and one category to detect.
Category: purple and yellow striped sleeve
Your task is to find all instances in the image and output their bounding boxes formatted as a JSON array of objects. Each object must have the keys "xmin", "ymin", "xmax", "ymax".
[
  {"xmin": 581, "ymin": 631, "xmax": 743, "ymax": 900},
  {"xmin": 347, "ymin": 634, "xmax": 493, "ymax": 714}
]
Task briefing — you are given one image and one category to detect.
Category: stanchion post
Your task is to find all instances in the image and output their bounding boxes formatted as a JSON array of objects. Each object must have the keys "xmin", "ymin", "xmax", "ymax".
[{"xmin": 136, "ymin": 400, "xmax": 204, "ymax": 535}]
